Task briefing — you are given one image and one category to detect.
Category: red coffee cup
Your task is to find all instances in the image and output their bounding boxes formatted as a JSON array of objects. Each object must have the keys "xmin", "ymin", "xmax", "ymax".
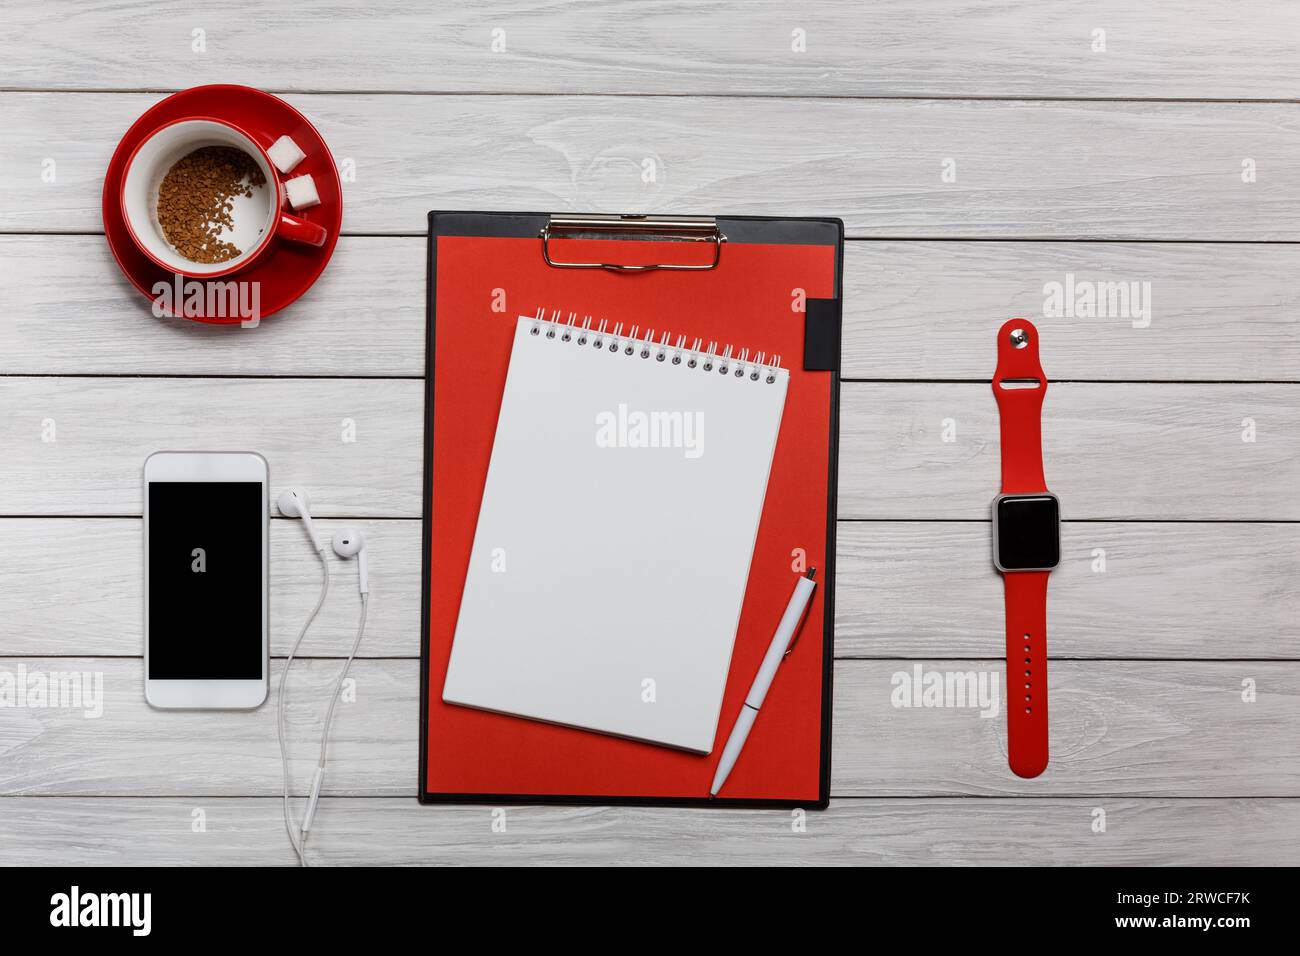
[{"xmin": 120, "ymin": 116, "xmax": 327, "ymax": 279}]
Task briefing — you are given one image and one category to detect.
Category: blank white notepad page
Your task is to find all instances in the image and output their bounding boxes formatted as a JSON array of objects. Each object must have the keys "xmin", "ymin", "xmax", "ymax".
[{"xmin": 442, "ymin": 315, "xmax": 789, "ymax": 753}]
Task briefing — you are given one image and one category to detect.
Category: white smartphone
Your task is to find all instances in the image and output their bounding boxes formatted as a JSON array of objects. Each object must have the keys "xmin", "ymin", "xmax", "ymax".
[{"xmin": 144, "ymin": 451, "xmax": 269, "ymax": 709}]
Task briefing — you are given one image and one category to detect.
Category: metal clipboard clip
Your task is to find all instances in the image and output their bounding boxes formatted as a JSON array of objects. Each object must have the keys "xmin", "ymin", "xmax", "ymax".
[{"xmin": 540, "ymin": 214, "xmax": 726, "ymax": 273}]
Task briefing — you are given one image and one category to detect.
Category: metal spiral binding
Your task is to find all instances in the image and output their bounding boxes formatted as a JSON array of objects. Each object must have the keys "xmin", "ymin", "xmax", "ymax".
[{"xmin": 527, "ymin": 308, "xmax": 783, "ymax": 384}]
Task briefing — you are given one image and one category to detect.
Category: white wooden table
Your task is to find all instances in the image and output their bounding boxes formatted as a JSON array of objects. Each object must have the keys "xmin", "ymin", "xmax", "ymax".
[{"xmin": 2, "ymin": 1, "xmax": 1298, "ymax": 866}]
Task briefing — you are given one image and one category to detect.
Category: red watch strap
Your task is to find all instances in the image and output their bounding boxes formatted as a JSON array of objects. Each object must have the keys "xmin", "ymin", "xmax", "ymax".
[
  {"xmin": 1003, "ymin": 570, "xmax": 1050, "ymax": 778},
  {"xmin": 993, "ymin": 319, "xmax": 1047, "ymax": 494},
  {"xmin": 994, "ymin": 318, "xmax": 1050, "ymax": 779}
]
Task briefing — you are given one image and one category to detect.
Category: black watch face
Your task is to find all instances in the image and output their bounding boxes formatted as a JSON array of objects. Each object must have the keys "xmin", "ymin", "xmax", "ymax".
[{"xmin": 995, "ymin": 494, "xmax": 1060, "ymax": 571}]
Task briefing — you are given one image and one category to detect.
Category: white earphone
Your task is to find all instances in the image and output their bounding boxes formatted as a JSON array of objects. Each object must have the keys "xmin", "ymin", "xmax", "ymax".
[
  {"xmin": 277, "ymin": 489, "xmax": 371, "ymax": 865},
  {"xmin": 331, "ymin": 526, "xmax": 369, "ymax": 594},
  {"xmin": 277, "ymin": 488, "xmax": 324, "ymax": 552}
]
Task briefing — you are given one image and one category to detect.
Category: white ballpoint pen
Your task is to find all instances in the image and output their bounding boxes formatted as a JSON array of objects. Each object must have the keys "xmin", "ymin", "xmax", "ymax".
[{"xmin": 710, "ymin": 568, "xmax": 818, "ymax": 797}]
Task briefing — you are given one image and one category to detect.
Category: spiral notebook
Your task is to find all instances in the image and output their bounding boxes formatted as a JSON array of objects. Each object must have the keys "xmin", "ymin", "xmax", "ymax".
[{"xmin": 442, "ymin": 312, "xmax": 790, "ymax": 753}]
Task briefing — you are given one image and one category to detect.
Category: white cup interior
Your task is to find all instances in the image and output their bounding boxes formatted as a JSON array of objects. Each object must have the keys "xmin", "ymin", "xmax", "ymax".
[{"xmin": 122, "ymin": 120, "xmax": 278, "ymax": 275}]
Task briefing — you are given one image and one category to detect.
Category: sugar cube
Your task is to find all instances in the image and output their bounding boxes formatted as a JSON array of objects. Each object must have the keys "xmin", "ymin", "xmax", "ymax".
[
  {"xmin": 284, "ymin": 174, "xmax": 320, "ymax": 210},
  {"xmin": 267, "ymin": 135, "xmax": 306, "ymax": 174}
]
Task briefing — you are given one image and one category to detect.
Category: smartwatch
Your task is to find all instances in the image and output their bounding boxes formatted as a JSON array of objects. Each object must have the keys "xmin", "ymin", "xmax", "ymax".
[{"xmin": 991, "ymin": 318, "xmax": 1058, "ymax": 778}]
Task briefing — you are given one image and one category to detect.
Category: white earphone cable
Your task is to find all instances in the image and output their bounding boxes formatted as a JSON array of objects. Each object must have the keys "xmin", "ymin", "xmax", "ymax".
[
  {"xmin": 278, "ymin": 545, "xmax": 329, "ymax": 867},
  {"xmin": 298, "ymin": 590, "xmax": 368, "ymax": 860}
]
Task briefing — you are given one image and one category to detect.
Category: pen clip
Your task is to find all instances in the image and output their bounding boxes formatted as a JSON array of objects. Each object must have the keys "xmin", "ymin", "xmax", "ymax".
[{"xmin": 784, "ymin": 568, "xmax": 818, "ymax": 657}]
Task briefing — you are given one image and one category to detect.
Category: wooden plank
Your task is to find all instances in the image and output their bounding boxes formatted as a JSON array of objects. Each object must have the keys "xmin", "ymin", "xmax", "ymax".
[
  {"xmin": 839, "ymin": 383, "xmax": 1300, "ymax": 520},
  {"xmin": 3, "ymin": 378, "xmax": 1298, "ymax": 519},
  {"xmin": 0, "ymin": 659, "xmax": 411, "ymax": 797},
  {"xmin": 8, "ymin": 517, "xmax": 1293, "ymax": 660},
  {"xmin": 0, "ymin": 377, "xmax": 423, "ymax": 517},
  {"xmin": 835, "ymin": 660, "xmax": 1300, "ymax": 797},
  {"xmin": 0, "ymin": 236, "xmax": 425, "ymax": 378},
  {"xmin": 843, "ymin": 241, "xmax": 1300, "ymax": 382},
  {"xmin": 5, "ymin": 1, "xmax": 1299, "ymax": 99},
  {"xmin": 7, "ymin": 237, "xmax": 1300, "ymax": 381},
  {"xmin": 1, "ymin": 659, "xmax": 1295, "ymax": 797},
  {"xmin": 3, "ymin": 93, "xmax": 1297, "ymax": 239},
  {"xmin": 0, "ymin": 796, "xmax": 1294, "ymax": 866},
  {"xmin": 0, "ymin": 519, "xmax": 421, "ymax": 658},
  {"xmin": 836, "ymin": 521, "xmax": 1300, "ymax": 660}
]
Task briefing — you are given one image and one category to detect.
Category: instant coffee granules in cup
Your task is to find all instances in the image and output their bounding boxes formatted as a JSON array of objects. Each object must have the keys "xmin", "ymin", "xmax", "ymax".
[{"xmin": 156, "ymin": 146, "xmax": 268, "ymax": 264}]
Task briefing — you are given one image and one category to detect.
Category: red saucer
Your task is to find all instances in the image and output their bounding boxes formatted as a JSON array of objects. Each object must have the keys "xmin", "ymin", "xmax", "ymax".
[{"xmin": 102, "ymin": 85, "xmax": 342, "ymax": 324}]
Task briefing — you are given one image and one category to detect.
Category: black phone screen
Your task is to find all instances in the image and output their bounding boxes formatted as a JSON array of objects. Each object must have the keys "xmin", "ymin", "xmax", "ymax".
[{"xmin": 147, "ymin": 481, "xmax": 264, "ymax": 680}]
